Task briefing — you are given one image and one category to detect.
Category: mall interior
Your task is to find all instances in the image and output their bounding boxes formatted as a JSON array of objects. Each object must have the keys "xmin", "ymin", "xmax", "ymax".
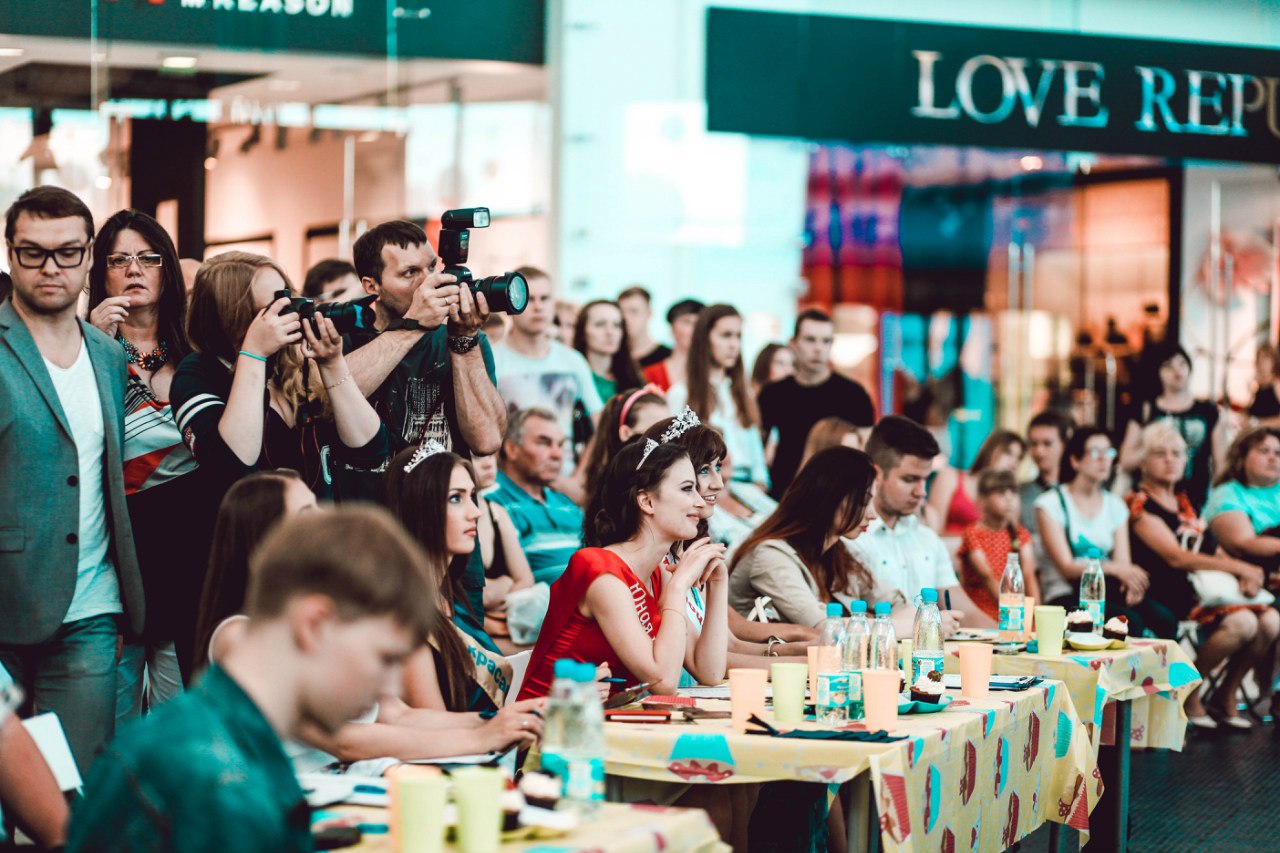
[
  {"xmin": 4, "ymin": 2, "xmax": 1280, "ymax": 853},
  {"xmin": 0, "ymin": 1, "xmax": 1277, "ymax": 467}
]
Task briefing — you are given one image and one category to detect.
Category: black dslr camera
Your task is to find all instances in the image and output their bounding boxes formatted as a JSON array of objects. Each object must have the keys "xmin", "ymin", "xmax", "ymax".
[
  {"xmin": 274, "ymin": 289, "xmax": 376, "ymax": 335},
  {"xmin": 437, "ymin": 207, "xmax": 528, "ymax": 315}
]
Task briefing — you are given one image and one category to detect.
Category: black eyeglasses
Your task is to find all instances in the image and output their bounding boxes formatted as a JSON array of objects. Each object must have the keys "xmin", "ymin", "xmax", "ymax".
[
  {"xmin": 10, "ymin": 243, "xmax": 92, "ymax": 269},
  {"xmin": 106, "ymin": 252, "xmax": 163, "ymax": 270}
]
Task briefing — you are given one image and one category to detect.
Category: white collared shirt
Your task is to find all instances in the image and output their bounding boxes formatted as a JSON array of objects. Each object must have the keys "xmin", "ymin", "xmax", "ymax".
[{"xmin": 848, "ymin": 513, "xmax": 958, "ymax": 603}]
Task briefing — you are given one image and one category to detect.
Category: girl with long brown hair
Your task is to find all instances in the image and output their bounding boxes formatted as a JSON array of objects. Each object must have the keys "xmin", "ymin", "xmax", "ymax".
[
  {"xmin": 667, "ymin": 304, "xmax": 769, "ymax": 489},
  {"xmin": 572, "ymin": 299, "xmax": 644, "ymax": 403},
  {"xmin": 729, "ymin": 446, "xmax": 912, "ymax": 633},
  {"xmin": 171, "ymin": 251, "xmax": 389, "ymax": 500}
]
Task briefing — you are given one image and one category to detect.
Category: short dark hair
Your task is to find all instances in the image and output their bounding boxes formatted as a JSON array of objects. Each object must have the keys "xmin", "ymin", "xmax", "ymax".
[
  {"xmin": 1062, "ymin": 426, "xmax": 1112, "ymax": 483},
  {"xmin": 352, "ymin": 220, "xmax": 427, "ymax": 283},
  {"xmin": 617, "ymin": 285, "xmax": 651, "ymax": 304},
  {"xmin": 1138, "ymin": 340, "xmax": 1194, "ymax": 402},
  {"xmin": 864, "ymin": 415, "xmax": 940, "ymax": 471},
  {"xmin": 666, "ymin": 299, "xmax": 705, "ymax": 325},
  {"xmin": 583, "ymin": 441, "xmax": 692, "ymax": 548},
  {"xmin": 5, "ymin": 186, "xmax": 94, "ymax": 244},
  {"xmin": 793, "ymin": 308, "xmax": 832, "ymax": 339},
  {"xmin": 1028, "ymin": 409, "xmax": 1074, "ymax": 446},
  {"xmin": 303, "ymin": 258, "xmax": 357, "ymax": 299}
]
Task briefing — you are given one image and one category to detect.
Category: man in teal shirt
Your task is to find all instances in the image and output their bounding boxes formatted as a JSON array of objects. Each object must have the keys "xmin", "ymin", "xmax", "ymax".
[
  {"xmin": 67, "ymin": 507, "xmax": 436, "ymax": 853},
  {"xmin": 488, "ymin": 407, "xmax": 585, "ymax": 585}
]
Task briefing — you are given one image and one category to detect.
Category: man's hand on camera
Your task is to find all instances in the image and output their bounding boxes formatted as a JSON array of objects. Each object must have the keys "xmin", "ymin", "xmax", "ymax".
[
  {"xmin": 448, "ymin": 283, "xmax": 489, "ymax": 340},
  {"xmin": 404, "ymin": 272, "xmax": 459, "ymax": 330}
]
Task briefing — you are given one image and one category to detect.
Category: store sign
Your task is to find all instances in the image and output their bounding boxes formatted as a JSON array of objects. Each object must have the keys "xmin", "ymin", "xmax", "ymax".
[
  {"xmin": 0, "ymin": 0, "xmax": 543, "ymax": 63},
  {"xmin": 706, "ymin": 10, "xmax": 1280, "ymax": 163}
]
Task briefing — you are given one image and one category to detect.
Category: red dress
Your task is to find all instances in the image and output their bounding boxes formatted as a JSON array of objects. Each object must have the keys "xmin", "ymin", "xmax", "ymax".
[
  {"xmin": 642, "ymin": 360, "xmax": 671, "ymax": 393},
  {"xmin": 517, "ymin": 548, "xmax": 663, "ymax": 700},
  {"xmin": 957, "ymin": 522, "xmax": 1032, "ymax": 620}
]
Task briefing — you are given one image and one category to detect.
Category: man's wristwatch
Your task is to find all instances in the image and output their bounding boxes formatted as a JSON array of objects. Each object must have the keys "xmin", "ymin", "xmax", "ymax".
[
  {"xmin": 385, "ymin": 317, "xmax": 423, "ymax": 333},
  {"xmin": 447, "ymin": 334, "xmax": 481, "ymax": 354}
]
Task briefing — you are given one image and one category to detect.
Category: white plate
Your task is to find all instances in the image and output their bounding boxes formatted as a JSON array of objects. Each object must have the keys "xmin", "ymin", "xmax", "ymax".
[{"xmin": 1065, "ymin": 632, "xmax": 1111, "ymax": 651}]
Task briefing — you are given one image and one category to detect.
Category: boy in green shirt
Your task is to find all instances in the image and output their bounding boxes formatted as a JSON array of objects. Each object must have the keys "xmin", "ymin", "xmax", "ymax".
[{"xmin": 67, "ymin": 506, "xmax": 436, "ymax": 853}]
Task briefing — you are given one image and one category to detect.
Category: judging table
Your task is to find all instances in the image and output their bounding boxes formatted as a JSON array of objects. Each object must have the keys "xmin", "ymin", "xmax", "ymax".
[
  {"xmin": 327, "ymin": 801, "xmax": 728, "ymax": 853},
  {"xmin": 945, "ymin": 635, "xmax": 1201, "ymax": 852},
  {"xmin": 601, "ymin": 680, "xmax": 1099, "ymax": 853}
]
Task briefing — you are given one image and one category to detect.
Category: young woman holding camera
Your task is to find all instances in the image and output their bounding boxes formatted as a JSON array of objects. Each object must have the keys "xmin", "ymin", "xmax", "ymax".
[{"xmin": 171, "ymin": 252, "xmax": 390, "ymax": 501}]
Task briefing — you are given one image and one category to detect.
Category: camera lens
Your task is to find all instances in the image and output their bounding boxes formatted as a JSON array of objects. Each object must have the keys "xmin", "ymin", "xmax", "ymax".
[
  {"xmin": 315, "ymin": 300, "xmax": 377, "ymax": 335},
  {"xmin": 470, "ymin": 271, "xmax": 527, "ymax": 315}
]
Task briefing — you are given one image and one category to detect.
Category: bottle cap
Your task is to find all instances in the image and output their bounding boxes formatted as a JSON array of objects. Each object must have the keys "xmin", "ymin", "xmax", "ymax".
[
  {"xmin": 920, "ymin": 588, "xmax": 938, "ymax": 604},
  {"xmin": 874, "ymin": 602, "xmax": 891, "ymax": 616},
  {"xmin": 826, "ymin": 602, "xmax": 844, "ymax": 617},
  {"xmin": 850, "ymin": 600, "xmax": 868, "ymax": 613},
  {"xmin": 1086, "ymin": 547, "xmax": 1103, "ymax": 560},
  {"xmin": 553, "ymin": 658, "xmax": 577, "ymax": 680},
  {"xmin": 573, "ymin": 662, "xmax": 597, "ymax": 683}
]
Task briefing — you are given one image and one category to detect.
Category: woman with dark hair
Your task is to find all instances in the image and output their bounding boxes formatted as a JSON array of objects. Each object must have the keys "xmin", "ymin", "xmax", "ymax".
[
  {"xmin": 667, "ymin": 304, "xmax": 769, "ymax": 489},
  {"xmin": 86, "ymin": 210, "xmax": 217, "ymax": 705},
  {"xmin": 750, "ymin": 342, "xmax": 794, "ymax": 394},
  {"xmin": 927, "ymin": 428, "xmax": 1025, "ymax": 535},
  {"xmin": 1118, "ymin": 340, "xmax": 1229, "ymax": 511},
  {"xmin": 1035, "ymin": 426, "xmax": 1153, "ymax": 627},
  {"xmin": 1247, "ymin": 344, "xmax": 1280, "ymax": 426},
  {"xmin": 190, "ymin": 471, "xmax": 316, "ymax": 674},
  {"xmin": 642, "ymin": 415, "xmax": 813, "ymax": 659},
  {"xmin": 577, "ymin": 386, "xmax": 669, "ymax": 500},
  {"xmin": 383, "ymin": 444, "xmax": 526, "ymax": 714},
  {"xmin": 729, "ymin": 447, "xmax": 925, "ymax": 636},
  {"xmin": 573, "ymin": 300, "xmax": 644, "ymax": 403},
  {"xmin": 518, "ymin": 441, "xmax": 730, "ymax": 699},
  {"xmin": 170, "ymin": 252, "xmax": 389, "ymax": 501}
]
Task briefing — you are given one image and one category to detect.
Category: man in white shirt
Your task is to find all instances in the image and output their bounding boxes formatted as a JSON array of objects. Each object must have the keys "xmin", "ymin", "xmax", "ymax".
[
  {"xmin": 491, "ymin": 267, "xmax": 602, "ymax": 501},
  {"xmin": 0, "ymin": 186, "xmax": 144, "ymax": 774},
  {"xmin": 850, "ymin": 415, "xmax": 991, "ymax": 627}
]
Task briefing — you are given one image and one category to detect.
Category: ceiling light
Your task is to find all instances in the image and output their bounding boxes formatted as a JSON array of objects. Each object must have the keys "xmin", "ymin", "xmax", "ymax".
[
  {"xmin": 0, "ymin": 48, "xmax": 25, "ymax": 58},
  {"xmin": 1020, "ymin": 155, "xmax": 1043, "ymax": 172},
  {"xmin": 161, "ymin": 55, "xmax": 198, "ymax": 70},
  {"xmin": 94, "ymin": 175, "xmax": 112, "ymax": 190},
  {"xmin": 204, "ymin": 156, "xmax": 218, "ymax": 171}
]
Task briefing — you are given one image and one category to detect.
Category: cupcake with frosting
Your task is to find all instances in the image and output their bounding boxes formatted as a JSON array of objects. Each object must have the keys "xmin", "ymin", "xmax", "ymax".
[
  {"xmin": 910, "ymin": 669, "xmax": 945, "ymax": 704},
  {"xmin": 1065, "ymin": 610, "xmax": 1095, "ymax": 634},
  {"xmin": 1102, "ymin": 615, "xmax": 1130, "ymax": 642}
]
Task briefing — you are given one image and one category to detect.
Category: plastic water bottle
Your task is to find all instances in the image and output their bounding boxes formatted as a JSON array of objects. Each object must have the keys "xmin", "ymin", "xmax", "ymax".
[
  {"xmin": 911, "ymin": 589, "xmax": 945, "ymax": 685},
  {"xmin": 819, "ymin": 602, "xmax": 846, "ymax": 673},
  {"xmin": 842, "ymin": 600, "xmax": 870, "ymax": 720},
  {"xmin": 814, "ymin": 603, "xmax": 848, "ymax": 724},
  {"xmin": 870, "ymin": 602, "xmax": 897, "ymax": 671},
  {"xmin": 998, "ymin": 552, "xmax": 1026, "ymax": 642},
  {"xmin": 1080, "ymin": 548, "xmax": 1106, "ymax": 631},
  {"xmin": 540, "ymin": 660, "xmax": 604, "ymax": 817}
]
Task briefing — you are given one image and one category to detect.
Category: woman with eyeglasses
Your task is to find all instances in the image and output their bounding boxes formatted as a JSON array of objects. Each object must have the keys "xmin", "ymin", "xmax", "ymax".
[
  {"xmin": 85, "ymin": 211, "xmax": 220, "ymax": 704},
  {"xmin": 1035, "ymin": 427, "xmax": 1152, "ymax": 626}
]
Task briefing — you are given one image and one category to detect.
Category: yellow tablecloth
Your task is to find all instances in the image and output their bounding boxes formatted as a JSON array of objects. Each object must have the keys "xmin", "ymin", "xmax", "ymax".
[
  {"xmin": 326, "ymin": 801, "xmax": 728, "ymax": 853},
  {"xmin": 945, "ymin": 637, "xmax": 1202, "ymax": 750},
  {"xmin": 602, "ymin": 681, "xmax": 1099, "ymax": 853}
]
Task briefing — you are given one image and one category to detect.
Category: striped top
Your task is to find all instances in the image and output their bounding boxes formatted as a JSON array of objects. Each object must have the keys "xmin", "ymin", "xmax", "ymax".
[
  {"xmin": 123, "ymin": 368, "xmax": 198, "ymax": 495},
  {"xmin": 486, "ymin": 469, "xmax": 583, "ymax": 586}
]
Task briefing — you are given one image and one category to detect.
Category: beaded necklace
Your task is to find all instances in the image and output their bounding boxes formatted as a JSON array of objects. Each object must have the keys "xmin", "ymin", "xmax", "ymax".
[{"xmin": 118, "ymin": 336, "xmax": 169, "ymax": 371}]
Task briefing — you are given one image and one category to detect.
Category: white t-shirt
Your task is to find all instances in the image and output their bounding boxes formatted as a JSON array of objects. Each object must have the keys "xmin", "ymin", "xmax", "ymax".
[
  {"xmin": 847, "ymin": 513, "xmax": 959, "ymax": 603},
  {"xmin": 45, "ymin": 342, "xmax": 121, "ymax": 624},
  {"xmin": 492, "ymin": 341, "xmax": 603, "ymax": 472},
  {"xmin": 1033, "ymin": 486, "xmax": 1128, "ymax": 559}
]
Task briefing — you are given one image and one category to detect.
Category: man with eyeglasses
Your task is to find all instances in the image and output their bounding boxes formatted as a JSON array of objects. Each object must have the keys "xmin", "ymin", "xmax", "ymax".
[{"xmin": 0, "ymin": 186, "xmax": 145, "ymax": 776}]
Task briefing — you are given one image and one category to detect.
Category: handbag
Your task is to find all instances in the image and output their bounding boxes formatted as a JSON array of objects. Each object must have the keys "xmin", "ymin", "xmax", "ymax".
[{"xmin": 1188, "ymin": 570, "xmax": 1274, "ymax": 608}]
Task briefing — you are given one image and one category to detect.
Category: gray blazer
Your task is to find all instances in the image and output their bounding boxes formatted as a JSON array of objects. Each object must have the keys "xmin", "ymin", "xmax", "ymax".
[{"xmin": 0, "ymin": 298, "xmax": 144, "ymax": 644}]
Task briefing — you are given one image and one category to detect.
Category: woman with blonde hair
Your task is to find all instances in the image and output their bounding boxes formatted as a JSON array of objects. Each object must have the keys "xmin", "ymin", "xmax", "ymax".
[
  {"xmin": 798, "ymin": 416, "xmax": 864, "ymax": 472},
  {"xmin": 170, "ymin": 251, "xmax": 389, "ymax": 500},
  {"xmin": 1129, "ymin": 421, "xmax": 1277, "ymax": 728}
]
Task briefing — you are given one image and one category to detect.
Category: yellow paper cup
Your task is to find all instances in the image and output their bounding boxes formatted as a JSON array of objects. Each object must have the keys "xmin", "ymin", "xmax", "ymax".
[
  {"xmin": 729, "ymin": 668, "xmax": 769, "ymax": 734},
  {"xmin": 958, "ymin": 643, "xmax": 994, "ymax": 698},
  {"xmin": 770, "ymin": 662, "xmax": 809, "ymax": 724},
  {"xmin": 1035, "ymin": 605, "xmax": 1067, "ymax": 657},
  {"xmin": 863, "ymin": 669, "xmax": 900, "ymax": 732},
  {"xmin": 450, "ymin": 767, "xmax": 504, "ymax": 853},
  {"xmin": 395, "ymin": 773, "xmax": 447, "ymax": 853}
]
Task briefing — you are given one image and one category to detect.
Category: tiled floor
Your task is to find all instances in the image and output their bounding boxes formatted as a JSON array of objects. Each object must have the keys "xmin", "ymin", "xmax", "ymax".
[{"xmin": 1019, "ymin": 722, "xmax": 1280, "ymax": 852}]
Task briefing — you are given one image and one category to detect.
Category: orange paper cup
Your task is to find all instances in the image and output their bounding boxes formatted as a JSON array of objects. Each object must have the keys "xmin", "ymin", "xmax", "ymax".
[
  {"xmin": 729, "ymin": 668, "xmax": 769, "ymax": 734},
  {"xmin": 958, "ymin": 643, "xmax": 994, "ymax": 698},
  {"xmin": 863, "ymin": 669, "xmax": 900, "ymax": 732}
]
